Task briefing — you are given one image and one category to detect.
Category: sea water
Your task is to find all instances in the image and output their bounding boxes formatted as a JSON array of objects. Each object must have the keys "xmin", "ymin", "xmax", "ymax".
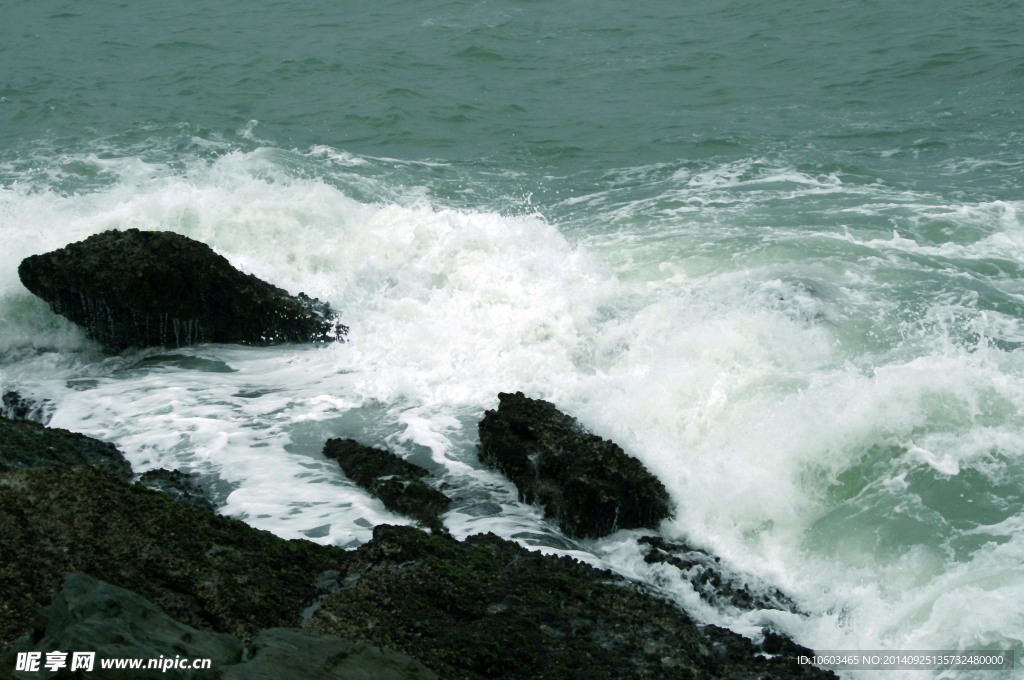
[{"xmin": 2, "ymin": 2, "xmax": 1023, "ymax": 677}]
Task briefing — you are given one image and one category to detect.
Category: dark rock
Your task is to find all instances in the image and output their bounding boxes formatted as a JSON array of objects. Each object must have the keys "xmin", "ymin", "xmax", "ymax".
[
  {"xmin": 1, "ymin": 391, "xmax": 54, "ymax": 425},
  {"xmin": 137, "ymin": 468, "xmax": 215, "ymax": 511},
  {"xmin": 306, "ymin": 524, "xmax": 835, "ymax": 679},
  {"xmin": 0, "ymin": 465, "xmax": 345, "ymax": 649},
  {"xmin": 18, "ymin": 228, "xmax": 348, "ymax": 352},
  {"xmin": 0, "ymin": 417, "xmax": 131, "ymax": 481},
  {"xmin": 3, "ymin": 572, "xmax": 243, "ymax": 679},
  {"xmin": 224, "ymin": 627, "xmax": 437, "ymax": 680},
  {"xmin": 639, "ymin": 535, "xmax": 801, "ymax": 613},
  {"xmin": 477, "ymin": 391, "xmax": 671, "ymax": 539},
  {"xmin": 323, "ymin": 438, "xmax": 450, "ymax": 531}
]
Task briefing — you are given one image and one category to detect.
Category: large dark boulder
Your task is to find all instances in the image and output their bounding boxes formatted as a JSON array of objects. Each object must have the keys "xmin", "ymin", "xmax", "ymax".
[
  {"xmin": 307, "ymin": 524, "xmax": 835, "ymax": 679},
  {"xmin": 323, "ymin": 438, "xmax": 450, "ymax": 531},
  {"xmin": 0, "ymin": 417, "xmax": 832, "ymax": 679},
  {"xmin": 18, "ymin": 228, "xmax": 348, "ymax": 352},
  {"xmin": 478, "ymin": 392, "xmax": 671, "ymax": 539}
]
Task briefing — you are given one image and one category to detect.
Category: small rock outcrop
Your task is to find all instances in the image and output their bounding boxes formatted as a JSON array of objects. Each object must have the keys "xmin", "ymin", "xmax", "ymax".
[
  {"xmin": 478, "ymin": 392, "xmax": 671, "ymax": 539},
  {"xmin": 18, "ymin": 229, "xmax": 347, "ymax": 352},
  {"xmin": 323, "ymin": 438, "xmax": 450, "ymax": 531}
]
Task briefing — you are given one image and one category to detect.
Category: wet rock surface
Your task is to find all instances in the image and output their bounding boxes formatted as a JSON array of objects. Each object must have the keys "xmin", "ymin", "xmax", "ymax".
[
  {"xmin": 224, "ymin": 627, "xmax": 437, "ymax": 680},
  {"xmin": 18, "ymin": 228, "xmax": 348, "ymax": 352},
  {"xmin": 323, "ymin": 438, "xmax": 450, "ymax": 531},
  {"xmin": 478, "ymin": 391, "xmax": 672, "ymax": 539}
]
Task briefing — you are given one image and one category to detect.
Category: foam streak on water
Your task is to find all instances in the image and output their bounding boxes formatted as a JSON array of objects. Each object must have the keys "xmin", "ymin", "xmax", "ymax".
[{"xmin": 2, "ymin": 146, "xmax": 1024, "ymax": 678}]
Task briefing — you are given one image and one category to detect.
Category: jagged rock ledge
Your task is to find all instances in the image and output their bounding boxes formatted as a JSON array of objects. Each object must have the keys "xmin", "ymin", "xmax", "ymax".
[
  {"xmin": 307, "ymin": 523, "xmax": 833, "ymax": 679},
  {"xmin": 18, "ymin": 229, "xmax": 348, "ymax": 352}
]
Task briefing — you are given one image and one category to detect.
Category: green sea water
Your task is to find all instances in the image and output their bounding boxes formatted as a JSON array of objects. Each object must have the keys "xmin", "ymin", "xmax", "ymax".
[
  {"xmin": 3, "ymin": 1, "xmax": 1024, "ymax": 675},
  {"xmin": 4, "ymin": 1, "xmax": 1021, "ymax": 185}
]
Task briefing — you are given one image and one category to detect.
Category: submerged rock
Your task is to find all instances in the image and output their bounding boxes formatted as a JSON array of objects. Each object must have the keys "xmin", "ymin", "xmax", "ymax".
[
  {"xmin": 307, "ymin": 524, "xmax": 835, "ymax": 679},
  {"xmin": 477, "ymin": 391, "xmax": 671, "ymax": 539},
  {"xmin": 18, "ymin": 228, "xmax": 348, "ymax": 352},
  {"xmin": 323, "ymin": 438, "xmax": 450, "ymax": 531},
  {"xmin": 0, "ymin": 416, "xmax": 131, "ymax": 481}
]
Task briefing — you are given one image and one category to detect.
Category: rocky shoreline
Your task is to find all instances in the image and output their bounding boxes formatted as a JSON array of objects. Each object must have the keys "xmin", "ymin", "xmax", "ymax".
[
  {"xmin": 0, "ymin": 413, "xmax": 833, "ymax": 679},
  {"xmin": 0, "ymin": 232, "xmax": 835, "ymax": 678}
]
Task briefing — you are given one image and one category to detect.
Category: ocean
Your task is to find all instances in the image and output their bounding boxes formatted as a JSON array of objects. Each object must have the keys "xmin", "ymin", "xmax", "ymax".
[{"xmin": 2, "ymin": 1, "xmax": 1023, "ymax": 676}]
